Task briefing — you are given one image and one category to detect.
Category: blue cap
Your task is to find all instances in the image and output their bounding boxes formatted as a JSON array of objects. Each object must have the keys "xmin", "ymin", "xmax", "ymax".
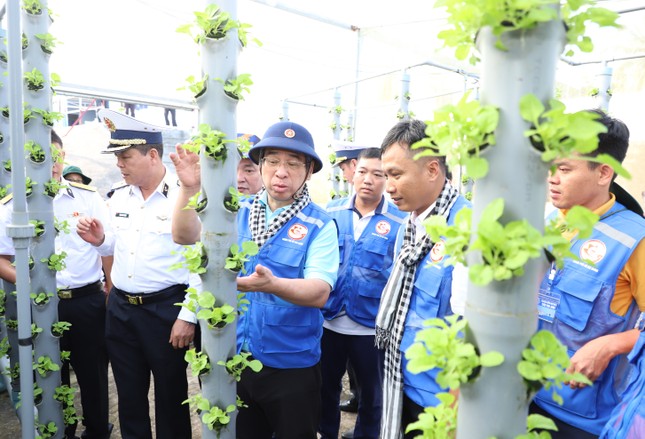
[
  {"xmin": 237, "ymin": 133, "xmax": 261, "ymax": 159},
  {"xmin": 249, "ymin": 121, "xmax": 322, "ymax": 173},
  {"xmin": 97, "ymin": 108, "xmax": 164, "ymax": 154}
]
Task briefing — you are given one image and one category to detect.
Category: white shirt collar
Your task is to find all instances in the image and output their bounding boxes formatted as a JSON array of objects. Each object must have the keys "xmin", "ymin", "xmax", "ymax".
[{"xmin": 412, "ymin": 202, "xmax": 436, "ymax": 242}]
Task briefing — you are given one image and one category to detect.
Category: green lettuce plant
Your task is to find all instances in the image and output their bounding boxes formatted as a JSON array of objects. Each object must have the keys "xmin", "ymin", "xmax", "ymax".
[
  {"xmin": 178, "ymin": 74, "xmax": 209, "ymax": 99},
  {"xmin": 33, "ymin": 107, "xmax": 64, "ymax": 126},
  {"xmin": 413, "ymin": 91, "xmax": 499, "ymax": 180},
  {"xmin": 520, "ymin": 94, "xmax": 630, "ymax": 178},
  {"xmin": 34, "ymin": 32, "xmax": 60, "ymax": 54},
  {"xmin": 44, "ymin": 178, "xmax": 66, "ymax": 197},
  {"xmin": 170, "ymin": 242, "xmax": 208, "ymax": 275},
  {"xmin": 30, "ymin": 219, "xmax": 45, "ymax": 237},
  {"xmin": 34, "ymin": 355, "xmax": 60, "ymax": 377},
  {"xmin": 226, "ymin": 241, "xmax": 259, "ymax": 273},
  {"xmin": 41, "ymin": 251, "xmax": 67, "ymax": 271},
  {"xmin": 424, "ymin": 198, "xmax": 598, "ymax": 285},
  {"xmin": 216, "ymin": 73, "xmax": 253, "ymax": 101},
  {"xmin": 223, "ymin": 186, "xmax": 242, "ymax": 213},
  {"xmin": 518, "ymin": 330, "xmax": 592, "ymax": 404},
  {"xmin": 177, "ymin": 4, "xmax": 238, "ymax": 43},
  {"xmin": 185, "ymin": 191, "xmax": 207, "ymax": 212},
  {"xmin": 183, "ymin": 394, "xmax": 235, "ymax": 434},
  {"xmin": 22, "ymin": 0, "xmax": 43, "ymax": 15},
  {"xmin": 36, "ymin": 421, "xmax": 58, "ymax": 439},
  {"xmin": 217, "ymin": 352, "xmax": 263, "ymax": 382},
  {"xmin": 177, "ymin": 288, "xmax": 236, "ymax": 330},
  {"xmin": 30, "ymin": 291, "xmax": 52, "ymax": 305},
  {"xmin": 436, "ymin": 0, "xmax": 619, "ymax": 65},
  {"xmin": 184, "ymin": 123, "xmax": 229, "ymax": 161},
  {"xmin": 185, "ymin": 348, "xmax": 211, "ymax": 376},
  {"xmin": 24, "ymin": 68, "xmax": 46, "ymax": 91},
  {"xmin": 54, "ymin": 385, "xmax": 83, "ymax": 426},
  {"xmin": 51, "ymin": 321, "xmax": 72, "ymax": 337},
  {"xmin": 25, "ymin": 140, "xmax": 45, "ymax": 163},
  {"xmin": 406, "ymin": 315, "xmax": 504, "ymax": 390}
]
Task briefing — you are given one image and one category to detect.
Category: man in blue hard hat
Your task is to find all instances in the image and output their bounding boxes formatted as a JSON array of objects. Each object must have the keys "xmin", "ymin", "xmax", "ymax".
[{"xmin": 171, "ymin": 121, "xmax": 339, "ymax": 439}]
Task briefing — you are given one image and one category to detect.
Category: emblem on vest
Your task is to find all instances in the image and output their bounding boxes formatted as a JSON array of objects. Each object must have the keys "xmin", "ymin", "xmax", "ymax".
[
  {"xmin": 375, "ymin": 220, "xmax": 391, "ymax": 236},
  {"xmin": 429, "ymin": 239, "xmax": 446, "ymax": 263},
  {"xmin": 579, "ymin": 239, "xmax": 606, "ymax": 264},
  {"xmin": 288, "ymin": 223, "xmax": 308, "ymax": 240}
]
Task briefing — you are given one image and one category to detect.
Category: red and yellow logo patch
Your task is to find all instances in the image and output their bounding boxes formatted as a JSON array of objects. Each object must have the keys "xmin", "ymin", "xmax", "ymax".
[
  {"xmin": 375, "ymin": 220, "xmax": 391, "ymax": 236},
  {"xmin": 430, "ymin": 239, "xmax": 446, "ymax": 263},
  {"xmin": 288, "ymin": 223, "xmax": 308, "ymax": 240},
  {"xmin": 579, "ymin": 239, "xmax": 606, "ymax": 264}
]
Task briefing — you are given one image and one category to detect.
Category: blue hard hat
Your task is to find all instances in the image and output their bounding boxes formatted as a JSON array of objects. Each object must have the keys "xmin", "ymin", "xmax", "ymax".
[{"xmin": 249, "ymin": 121, "xmax": 322, "ymax": 173}]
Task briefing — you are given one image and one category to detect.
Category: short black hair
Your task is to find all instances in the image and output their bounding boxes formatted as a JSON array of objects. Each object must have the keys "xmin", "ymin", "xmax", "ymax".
[
  {"xmin": 357, "ymin": 148, "xmax": 381, "ymax": 160},
  {"xmin": 51, "ymin": 129, "xmax": 63, "ymax": 147},
  {"xmin": 585, "ymin": 109, "xmax": 629, "ymax": 164},
  {"xmin": 380, "ymin": 119, "xmax": 447, "ymax": 174},
  {"xmin": 133, "ymin": 143, "xmax": 163, "ymax": 158}
]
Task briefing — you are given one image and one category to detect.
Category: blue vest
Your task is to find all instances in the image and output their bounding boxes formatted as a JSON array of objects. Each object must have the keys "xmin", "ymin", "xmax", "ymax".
[
  {"xmin": 600, "ymin": 313, "xmax": 645, "ymax": 438},
  {"xmin": 323, "ymin": 197, "xmax": 406, "ymax": 327},
  {"xmin": 236, "ymin": 199, "xmax": 334, "ymax": 368},
  {"xmin": 399, "ymin": 195, "xmax": 471, "ymax": 407},
  {"xmin": 534, "ymin": 202, "xmax": 645, "ymax": 435}
]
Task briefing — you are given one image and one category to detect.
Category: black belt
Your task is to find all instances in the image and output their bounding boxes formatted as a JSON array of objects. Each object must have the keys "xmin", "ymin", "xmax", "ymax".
[
  {"xmin": 57, "ymin": 281, "xmax": 102, "ymax": 300},
  {"xmin": 113, "ymin": 284, "xmax": 188, "ymax": 306}
]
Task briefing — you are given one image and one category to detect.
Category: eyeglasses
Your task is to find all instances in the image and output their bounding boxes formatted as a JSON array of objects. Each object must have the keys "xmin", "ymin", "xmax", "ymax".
[{"xmin": 261, "ymin": 157, "xmax": 306, "ymax": 171}]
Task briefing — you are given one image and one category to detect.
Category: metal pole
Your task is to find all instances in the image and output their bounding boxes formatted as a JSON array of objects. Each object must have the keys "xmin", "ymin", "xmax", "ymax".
[
  {"xmin": 596, "ymin": 61, "xmax": 613, "ymax": 112},
  {"xmin": 197, "ymin": 1, "xmax": 238, "ymax": 437},
  {"xmin": 6, "ymin": 1, "xmax": 35, "ymax": 437},
  {"xmin": 22, "ymin": 0, "xmax": 64, "ymax": 433},
  {"xmin": 331, "ymin": 90, "xmax": 343, "ymax": 197},
  {"xmin": 398, "ymin": 69, "xmax": 410, "ymax": 119},
  {"xmin": 456, "ymin": 15, "xmax": 565, "ymax": 439}
]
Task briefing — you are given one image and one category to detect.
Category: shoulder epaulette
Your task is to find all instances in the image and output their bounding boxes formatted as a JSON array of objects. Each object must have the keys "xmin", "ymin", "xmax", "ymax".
[
  {"xmin": 69, "ymin": 182, "xmax": 97, "ymax": 192},
  {"xmin": 0, "ymin": 193, "xmax": 13, "ymax": 205},
  {"xmin": 106, "ymin": 180, "xmax": 128, "ymax": 199}
]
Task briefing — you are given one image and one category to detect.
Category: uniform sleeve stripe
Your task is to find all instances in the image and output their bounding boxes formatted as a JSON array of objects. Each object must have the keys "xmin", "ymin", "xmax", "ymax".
[
  {"xmin": 382, "ymin": 211, "xmax": 406, "ymax": 224},
  {"xmin": 595, "ymin": 222, "xmax": 637, "ymax": 248},
  {"xmin": 296, "ymin": 211, "xmax": 325, "ymax": 228}
]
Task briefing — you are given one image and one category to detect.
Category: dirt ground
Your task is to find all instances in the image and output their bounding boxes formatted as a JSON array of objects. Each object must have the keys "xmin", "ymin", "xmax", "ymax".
[{"xmin": 0, "ymin": 366, "xmax": 357, "ymax": 439}]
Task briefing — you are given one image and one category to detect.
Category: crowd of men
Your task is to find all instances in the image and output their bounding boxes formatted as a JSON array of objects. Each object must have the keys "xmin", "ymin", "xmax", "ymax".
[{"xmin": 1, "ymin": 107, "xmax": 644, "ymax": 439}]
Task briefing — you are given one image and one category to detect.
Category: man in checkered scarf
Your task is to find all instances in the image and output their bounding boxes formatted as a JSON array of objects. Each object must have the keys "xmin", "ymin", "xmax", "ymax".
[
  {"xmin": 375, "ymin": 119, "xmax": 470, "ymax": 439},
  {"xmin": 171, "ymin": 121, "xmax": 339, "ymax": 439}
]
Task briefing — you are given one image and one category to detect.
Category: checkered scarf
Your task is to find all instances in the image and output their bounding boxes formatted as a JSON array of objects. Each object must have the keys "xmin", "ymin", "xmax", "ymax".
[
  {"xmin": 249, "ymin": 186, "xmax": 311, "ymax": 248},
  {"xmin": 375, "ymin": 179, "xmax": 459, "ymax": 439}
]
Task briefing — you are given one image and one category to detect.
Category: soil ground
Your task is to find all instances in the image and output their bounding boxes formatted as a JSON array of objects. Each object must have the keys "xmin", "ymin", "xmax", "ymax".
[{"xmin": 0, "ymin": 366, "xmax": 357, "ymax": 438}]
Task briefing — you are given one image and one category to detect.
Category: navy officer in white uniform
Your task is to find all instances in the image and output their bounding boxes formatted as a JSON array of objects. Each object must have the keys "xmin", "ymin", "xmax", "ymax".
[{"xmin": 76, "ymin": 109, "xmax": 196, "ymax": 439}]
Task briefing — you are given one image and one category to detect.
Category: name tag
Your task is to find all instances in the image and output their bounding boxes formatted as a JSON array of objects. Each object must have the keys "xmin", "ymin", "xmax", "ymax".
[
  {"xmin": 116, "ymin": 212, "xmax": 129, "ymax": 218},
  {"xmin": 538, "ymin": 287, "xmax": 561, "ymax": 323}
]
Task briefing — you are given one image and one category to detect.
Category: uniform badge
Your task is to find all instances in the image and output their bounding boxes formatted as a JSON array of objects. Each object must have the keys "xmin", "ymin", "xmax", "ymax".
[
  {"xmin": 284, "ymin": 128, "xmax": 296, "ymax": 138},
  {"xmin": 104, "ymin": 117, "xmax": 116, "ymax": 132},
  {"xmin": 430, "ymin": 239, "xmax": 446, "ymax": 263},
  {"xmin": 288, "ymin": 223, "xmax": 308, "ymax": 240},
  {"xmin": 579, "ymin": 239, "xmax": 606, "ymax": 264},
  {"xmin": 375, "ymin": 220, "xmax": 391, "ymax": 236}
]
